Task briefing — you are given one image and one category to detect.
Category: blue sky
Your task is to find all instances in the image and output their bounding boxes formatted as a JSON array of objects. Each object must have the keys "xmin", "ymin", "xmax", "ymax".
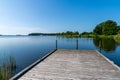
[{"xmin": 0, "ymin": 0, "xmax": 120, "ymax": 35}]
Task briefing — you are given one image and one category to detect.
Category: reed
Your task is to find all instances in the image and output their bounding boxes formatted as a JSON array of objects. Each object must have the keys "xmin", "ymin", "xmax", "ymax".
[{"xmin": 0, "ymin": 54, "xmax": 16, "ymax": 80}]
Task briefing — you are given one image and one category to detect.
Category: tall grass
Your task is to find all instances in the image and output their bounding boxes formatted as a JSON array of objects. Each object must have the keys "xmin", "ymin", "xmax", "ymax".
[
  {"xmin": 0, "ymin": 54, "xmax": 16, "ymax": 80},
  {"xmin": 114, "ymin": 34, "xmax": 120, "ymax": 44}
]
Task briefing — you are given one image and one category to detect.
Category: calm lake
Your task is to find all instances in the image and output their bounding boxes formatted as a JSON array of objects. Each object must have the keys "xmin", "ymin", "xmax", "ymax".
[{"xmin": 0, "ymin": 36, "xmax": 120, "ymax": 78}]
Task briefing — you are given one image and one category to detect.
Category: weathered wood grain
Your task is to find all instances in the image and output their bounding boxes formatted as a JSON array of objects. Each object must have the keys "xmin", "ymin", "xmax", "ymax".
[{"xmin": 19, "ymin": 50, "xmax": 120, "ymax": 80}]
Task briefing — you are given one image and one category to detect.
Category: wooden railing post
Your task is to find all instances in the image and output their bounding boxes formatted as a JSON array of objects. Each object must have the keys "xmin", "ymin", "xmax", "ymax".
[
  {"xmin": 56, "ymin": 40, "xmax": 58, "ymax": 49},
  {"xmin": 99, "ymin": 39, "xmax": 102, "ymax": 52},
  {"xmin": 76, "ymin": 38, "xmax": 78, "ymax": 50}
]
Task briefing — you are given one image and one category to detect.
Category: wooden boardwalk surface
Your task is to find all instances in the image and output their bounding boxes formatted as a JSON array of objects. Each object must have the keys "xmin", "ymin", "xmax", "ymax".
[{"xmin": 18, "ymin": 50, "xmax": 120, "ymax": 80}]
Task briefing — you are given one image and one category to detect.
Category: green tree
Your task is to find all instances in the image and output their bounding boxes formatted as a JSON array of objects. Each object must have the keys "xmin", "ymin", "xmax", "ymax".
[
  {"xmin": 117, "ymin": 26, "xmax": 120, "ymax": 34},
  {"xmin": 81, "ymin": 32, "xmax": 92, "ymax": 35},
  {"xmin": 93, "ymin": 20, "xmax": 118, "ymax": 35},
  {"xmin": 74, "ymin": 31, "xmax": 79, "ymax": 35},
  {"xmin": 102, "ymin": 20, "xmax": 117, "ymax": 35},
  {"xmin": 93, "ymin": 25, "xmax": 102, "ymax": 35},
  {"xmin": 66, "ymin": 31, "xmax": 73, "ymax": 35},
  {"xmin": 118, "ymin": 30, "xmax": 120, "ymax": 34}
]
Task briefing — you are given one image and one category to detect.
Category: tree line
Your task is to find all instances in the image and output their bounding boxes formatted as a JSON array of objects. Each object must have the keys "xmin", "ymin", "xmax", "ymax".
[
  {"xmin": 57, "ymin": 31, "xmax": 79, "ymax": 36},
  {"xmin": 28, "ymin": 20, "xmax": 120, "ymax": 37},
  {"xmin": 57, "ymin": 20, "xmax": 120, "ymax": 36}
]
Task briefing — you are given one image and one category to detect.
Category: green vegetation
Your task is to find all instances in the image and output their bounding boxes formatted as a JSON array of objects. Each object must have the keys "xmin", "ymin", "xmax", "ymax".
[
  {"xmin": 57, "ymin": 20, "xmax": 120, "ymax": 39},
  {"xmin": 93, "ymin": 20, "xmax": 120, "ymax": 35},
  {"xmin": 79, "ymin": 32, "xmax": 94, "ymax": 37},
  {"xmin": 0, "ymin": 55, "xmax": 16, "ymax": 80},
  {"xmin": 28, "ymin": 33, "xmax": 56, "ymax": 36},
  {"xmin": 114, "ymin": 29, "xmax": 120, "ymax": 42},
  {"xmin": 114, "ymin": 34, "xmax": 120, "ymax": 44},
  {"xmin": 57, "ymin": 31, "xmax": 94, "ymax": 38},
  {"xmin": 28, "ymin": 20, "xmax": 120, "ymax": 38},
  {"xmin": 28, "ymin": 20, "xmax": 120, "ymax": 43},
  {"xmin": 56, "ymin": 31, "xmax": 79, "ymax": 37},
  {"xmin": 92, "ymin": 20, "xmax": 120, "ymax": 44}
]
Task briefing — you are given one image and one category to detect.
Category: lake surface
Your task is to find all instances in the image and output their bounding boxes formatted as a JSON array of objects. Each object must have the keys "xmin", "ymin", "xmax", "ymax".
[{"xmin": 0, "ymin": 36, "xmax": 120, "ymax": 78}]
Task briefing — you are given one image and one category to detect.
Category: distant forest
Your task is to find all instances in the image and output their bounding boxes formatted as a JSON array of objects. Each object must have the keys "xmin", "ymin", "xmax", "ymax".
[
  {"xmin": 57, "ymin": 20, "xmax": 120, "ymax": 36},
  {"xmin": 28, "ymin": 33, "xmax": 56, "ymax": 36},
  {"xmin": 28, "ymin": 20, "xmax": 120, "ymax": 37}
]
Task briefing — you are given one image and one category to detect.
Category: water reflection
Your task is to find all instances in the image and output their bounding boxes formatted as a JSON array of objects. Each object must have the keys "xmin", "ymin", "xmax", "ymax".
[
  {"xmin": 0, "ymin": 36, "xmax": 120, "ymax": 79},
  {"xmin": 93, "ymin": 37, "xmax": 116, "ymax": 52}
]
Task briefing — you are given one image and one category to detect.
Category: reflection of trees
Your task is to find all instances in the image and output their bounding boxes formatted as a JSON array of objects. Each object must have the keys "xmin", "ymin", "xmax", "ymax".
[
  {"xmin": 93, "ymin": 38, "xmax": 101, "ymax": 47},
  {"xmin": 93, "ymin": 37, "xmax": 116, "ymax": 51}
]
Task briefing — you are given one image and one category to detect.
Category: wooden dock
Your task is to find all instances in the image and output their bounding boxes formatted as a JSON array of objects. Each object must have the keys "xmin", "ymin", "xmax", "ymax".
[{"xmin": 15, "ymin": 50, "xmax": 120, "ymax": 80}]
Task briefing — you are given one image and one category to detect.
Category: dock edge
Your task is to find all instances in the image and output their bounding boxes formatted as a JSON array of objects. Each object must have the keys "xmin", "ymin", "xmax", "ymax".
[
  {"xmin": 9, "ymin": 49, "xmax": 57, "ymax": 80},
  {"xmin": 95, "ymin": 50, "xmax": 120, "ymax": 71}
]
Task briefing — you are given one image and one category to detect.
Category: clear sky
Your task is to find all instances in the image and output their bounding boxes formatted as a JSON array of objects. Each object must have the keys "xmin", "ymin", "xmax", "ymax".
[{"xmin": 0, "ymin": 0, "xmax": 120, "ymax": 35}]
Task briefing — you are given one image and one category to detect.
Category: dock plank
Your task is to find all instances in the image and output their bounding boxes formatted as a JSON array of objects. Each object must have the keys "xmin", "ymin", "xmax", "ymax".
[{"xmin": 18, "ymin": 50, "xmax": 120, "ymax": 80}]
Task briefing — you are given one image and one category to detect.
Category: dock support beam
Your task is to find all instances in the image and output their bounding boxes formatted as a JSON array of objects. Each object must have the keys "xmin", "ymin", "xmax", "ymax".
[
  {"xmin": 99, "ymin": 39, "xmax": 102, "ymax": 52},
  {"xmin": 76, "ymin": 38, "xmax": 78, "ymax": 50},
  {"xmin": 56, "ymin": 40, "xmax": 58, "ymax": 49}
]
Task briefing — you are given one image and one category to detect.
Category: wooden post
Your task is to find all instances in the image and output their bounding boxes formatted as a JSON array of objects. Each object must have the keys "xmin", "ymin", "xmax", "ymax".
[
  {"xmin": 99, "ymin": 39, "xmax": 102, "ymax": 52},
  {"xmin": 56, "ymin": 40, "xmax": 58, "ymax": 49},
  {"xmin": 76, "ymin": 38, "xmax": 78, "ymax": 50}
]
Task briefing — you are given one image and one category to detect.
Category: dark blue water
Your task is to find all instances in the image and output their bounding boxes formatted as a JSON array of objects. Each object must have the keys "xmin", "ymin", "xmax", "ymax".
[
  {"xmin": 0, "ymin": 36, "xmax": 56, "ymax": 74},
  {"xmin": 0, "ymin": 36, "xmax": 120, "ymax": 77}
]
